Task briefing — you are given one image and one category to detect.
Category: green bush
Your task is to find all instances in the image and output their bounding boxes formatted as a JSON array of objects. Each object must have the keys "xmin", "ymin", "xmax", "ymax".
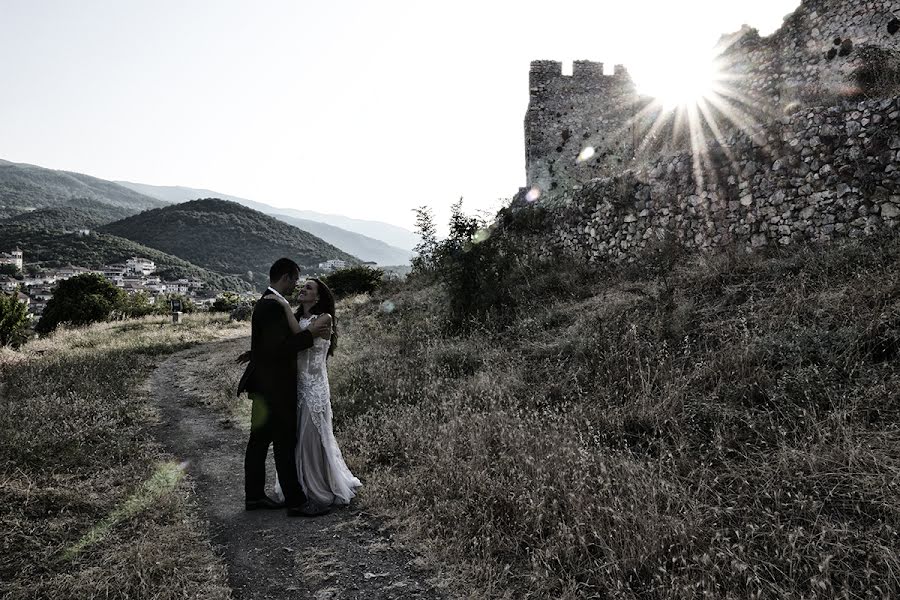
[
  {"xmin": 116, "ymin": 291, "xmax": 157, "ymax": 319},
  {"xmin": 211, "ymin": 291, "xmax": 245, "ymax": 313},
  {"xmin": 0, "ymin": 293, "xmax": 30, "ymax": 347},
  {"xmin": 322, "ymin": 265, "xmax": 384, "ymax": 299},
  {"xmin": 36, "ymin": 274, "xmax": 124, "ymax": 334},
  {"xmin": 416, "ymin": 199, "xmax": 600, "ymax": 330}
]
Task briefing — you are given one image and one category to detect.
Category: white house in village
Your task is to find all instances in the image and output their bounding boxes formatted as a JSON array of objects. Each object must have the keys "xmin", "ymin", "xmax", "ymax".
[
  {"xmin": 126, "ymin": 257, "xmax": 156, "ymax": 276},
  {"xmin": 0, "ymin": 248, "xmax": 24, "ymax": 271},
  {"xmin": 317, "ymin": 259, "xmax": 348, "ymax": 272},
  {"xmin": 1, "ymin": 277, "xmax": 18, "ymax": 293},
  {"xmin": 55, "ymin": 265, "xmax": 93, "ymax": 280},
  {"xmin": 29, "ymin": 288, "xmax": 53, "ymax": 302},
  {"xmin": 24, "ymin": 273, "xmax": 58, "ymax": 287}
]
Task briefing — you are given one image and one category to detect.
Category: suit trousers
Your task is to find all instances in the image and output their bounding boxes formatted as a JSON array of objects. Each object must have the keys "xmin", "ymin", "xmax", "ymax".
[{"xmin": 244, "ymin": 392, "xmax": 305, "ymax": 506}]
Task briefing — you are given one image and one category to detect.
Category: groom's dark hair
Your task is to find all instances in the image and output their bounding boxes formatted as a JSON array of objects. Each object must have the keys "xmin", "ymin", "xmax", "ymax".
[{"xmin": 269, "ymin": 258, "xmax": 300, "ymax": 282}]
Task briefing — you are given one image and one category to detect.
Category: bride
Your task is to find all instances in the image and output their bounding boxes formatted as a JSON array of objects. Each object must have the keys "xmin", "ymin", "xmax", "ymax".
[{"xmin": 268, "ymin": 278, "xmax": 361, "ymax": 507}]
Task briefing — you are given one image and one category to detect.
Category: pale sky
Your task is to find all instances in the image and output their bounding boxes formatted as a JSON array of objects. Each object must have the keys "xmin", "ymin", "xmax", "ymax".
[{"xmin": 0, "ymin": 0, "xmax": 800, "ymax": 231}]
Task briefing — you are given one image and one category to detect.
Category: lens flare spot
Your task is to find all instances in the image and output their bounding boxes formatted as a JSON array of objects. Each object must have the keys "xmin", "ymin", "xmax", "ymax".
[
  {"xmin": 472, "ymin": 228, "xmax": 491, "ymax": 244},
  {"xmin": 380, "ymin": 300, "xmax": 395, "ymax": 314},
  {"xmin": 525, "ymin": 187, "xmax": 541, "ymax": 202},
  {"xmin": 577, "ymin": 146, "xmax": 596, "ymax": 163}
]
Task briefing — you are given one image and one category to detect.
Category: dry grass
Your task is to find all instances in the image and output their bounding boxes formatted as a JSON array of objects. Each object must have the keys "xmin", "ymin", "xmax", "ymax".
[
  {"xmin": 322, "ymin": 234, "xmax": 900, "ymax": 599},
  {"xmin": 0, "ymin": 314, "xmax": 248, "ymax": 599}
]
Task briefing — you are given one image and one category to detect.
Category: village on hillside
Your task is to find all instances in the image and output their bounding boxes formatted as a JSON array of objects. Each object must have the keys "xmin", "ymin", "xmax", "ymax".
[{"xmin": 0, "ymin": 247, "xmax": 355, "ymax": 319}]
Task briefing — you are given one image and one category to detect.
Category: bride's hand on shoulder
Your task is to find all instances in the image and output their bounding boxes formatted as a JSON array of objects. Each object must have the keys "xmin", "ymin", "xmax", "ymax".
[{"xmin": 309, "ymin": 314, "xmax": 332, "ymax": 339}]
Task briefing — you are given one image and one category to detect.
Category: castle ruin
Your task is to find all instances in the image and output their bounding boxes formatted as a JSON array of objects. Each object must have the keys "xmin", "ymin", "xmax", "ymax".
[{"xmin": 522, "ymin": 0, "xmax": 900, "ymax": 259}]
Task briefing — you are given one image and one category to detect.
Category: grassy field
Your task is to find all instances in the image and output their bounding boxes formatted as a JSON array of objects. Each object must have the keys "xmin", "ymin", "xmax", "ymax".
[
  {"xmin": 323, "ymin": 232, "xmax": 900, "ymax": 599},
  {"xmin": 0, "ymin": 314, "xmax": 248, "ymax": 599},
  {"xmin": 3, "ymin": 230, "xmax": 898, "ymax": 599}
]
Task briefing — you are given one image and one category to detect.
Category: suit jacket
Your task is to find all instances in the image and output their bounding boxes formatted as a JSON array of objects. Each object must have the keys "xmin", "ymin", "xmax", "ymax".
[{"xmin": 237, "ymin": 294, "xmax": 314, "ymax": 413}]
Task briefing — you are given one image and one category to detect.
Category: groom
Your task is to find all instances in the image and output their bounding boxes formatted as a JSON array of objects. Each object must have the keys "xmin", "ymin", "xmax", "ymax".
[{"xmin": 237, "ymin": 258, "xmax": 332, "ymax": 517}]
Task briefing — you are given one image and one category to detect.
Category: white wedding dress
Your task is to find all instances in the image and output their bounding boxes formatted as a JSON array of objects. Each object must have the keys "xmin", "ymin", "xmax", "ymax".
[{"xmin": 275, "ymin": 315, "xmax": 361, "ymax": 506}]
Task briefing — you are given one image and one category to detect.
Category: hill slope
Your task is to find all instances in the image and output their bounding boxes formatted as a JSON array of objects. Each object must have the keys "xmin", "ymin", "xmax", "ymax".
[
  {"xmin": 101, "ymin": 198, "xmax": 358, "ymax": 285},
  {"xmin": 0, "ymin": 213, "xmax": 252, "ymax": 292},
  {"xmin": 115, "ymin": 181, "xmax": 418, "ymax": 256},
  {"xmin": 331, "ymin": 230, "xmax": 900, "ymax": 598},
  {"xmin": 0, "ymin": 159, "xmax": 166, "ymax": 221}
]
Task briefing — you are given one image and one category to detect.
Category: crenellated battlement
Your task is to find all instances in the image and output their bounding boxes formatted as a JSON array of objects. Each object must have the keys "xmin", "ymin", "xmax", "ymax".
[{"xmin": 529, "ymin": 60, "xmax": 631, "ymax": 89}]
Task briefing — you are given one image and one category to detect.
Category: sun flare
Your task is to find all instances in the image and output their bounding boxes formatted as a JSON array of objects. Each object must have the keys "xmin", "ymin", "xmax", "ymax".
[
  {"xmin": 618, "ymin": 42, "xmax": 764, "ymax": 194},
  {"xmin": 633, "ymin": 55, "xmax": 721, "ymax": 109}
]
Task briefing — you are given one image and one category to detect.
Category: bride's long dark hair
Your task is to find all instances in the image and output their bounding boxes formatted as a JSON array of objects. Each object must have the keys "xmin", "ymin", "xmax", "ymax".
[{"xmin": 295, "ymin": 277, "xmax": 337, "ymax": 356}]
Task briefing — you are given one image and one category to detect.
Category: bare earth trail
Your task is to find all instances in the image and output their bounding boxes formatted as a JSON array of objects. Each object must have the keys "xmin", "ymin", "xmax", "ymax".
[{"xmin": 149, "ymin": 340, "xmax": 448, "ymax": 600}]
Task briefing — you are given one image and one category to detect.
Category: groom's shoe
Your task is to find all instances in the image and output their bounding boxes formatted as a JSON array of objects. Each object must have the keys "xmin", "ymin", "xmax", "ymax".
[
  {"xmin": 245, "ymin": 495, "xmax": 285, "ymax": 511},
  {"xmin": 287, "ymin": 501, "xmax": 331, "ymax": 518}
]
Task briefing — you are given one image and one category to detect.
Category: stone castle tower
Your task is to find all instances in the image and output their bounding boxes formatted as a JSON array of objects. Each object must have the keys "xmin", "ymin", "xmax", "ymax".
[{"xmin": 524, "ymin": 60, "xmax": 639, "ymax": 197}]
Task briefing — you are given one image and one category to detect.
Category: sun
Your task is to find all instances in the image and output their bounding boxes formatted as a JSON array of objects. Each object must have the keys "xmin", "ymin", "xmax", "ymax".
[
  {"xmin": 622, "ymin": 44, "xmax": 763, "ymax": 193},
  {"xmin": 633, "ymin": 55, "xmax": 721, "ymax": 110}
]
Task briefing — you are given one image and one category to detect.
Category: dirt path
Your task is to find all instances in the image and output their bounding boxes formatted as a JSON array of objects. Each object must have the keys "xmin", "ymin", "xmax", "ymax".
[{"xmin": 149, "ymin": 340, "xmax": 448, "ymax": 600}]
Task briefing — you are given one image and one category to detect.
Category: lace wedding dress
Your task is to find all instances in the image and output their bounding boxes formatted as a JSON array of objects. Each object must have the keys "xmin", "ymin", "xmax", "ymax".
[{"xmin": 276, "ymin": 315, "xmax": 361, "ymax": 506}]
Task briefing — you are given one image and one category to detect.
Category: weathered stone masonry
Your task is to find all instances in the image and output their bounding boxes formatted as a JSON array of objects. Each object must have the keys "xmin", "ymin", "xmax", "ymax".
[
  {"xmin": 522, "ymin": 0, "xmax": 900, "ymax": 260},
  {"xmin": 547, "ymin": 97, "xmax": 900, "ymax": 259}
]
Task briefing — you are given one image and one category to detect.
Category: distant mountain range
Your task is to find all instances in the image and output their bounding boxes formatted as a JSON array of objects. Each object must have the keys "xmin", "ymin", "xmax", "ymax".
[
  {"xmin": 0, "ymin": 159, "xmax": 416, "ymax": 266},
  {"xmin": 0, "ymin": 158, "xmax": 414, "ymax": 290},
  {"xmin": 115, "ymin": 181, "xmax": 416, "ymax": 264},
  {"xmin": 101, "ymin": 199, "xmax": 358, "ymax": 287},
  {"xmin": 0, "ymin": 159, "xmax": 166, "ymax": 221}
]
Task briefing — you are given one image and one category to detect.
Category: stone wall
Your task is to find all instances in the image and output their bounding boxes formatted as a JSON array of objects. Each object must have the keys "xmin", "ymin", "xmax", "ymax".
[
  {"xmin": 523, "ymin": 0, "xmax": 900, "ymax": 202},
  {"xmin": 542, "ymin": 97, "xmax": 900, "ymax": 260},
  {"xmin": 719, "ymin": 0, "xmax": 900, "ymax": 114}
]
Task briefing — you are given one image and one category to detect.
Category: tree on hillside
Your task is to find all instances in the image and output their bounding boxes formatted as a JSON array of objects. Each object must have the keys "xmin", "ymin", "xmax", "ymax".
[
  {"xmin": 411, "ymin": 205, "xmax": 438, "ymax": 275},
  {"xmin": 117, "ymin": 291, "xmax": 156, "ymax": 319},
  {"xmin": 0, "ymin": 264, "xmax": 20, "ymax": 277},
  {"xmin": 36, "ymin": 274, "xmax": 124, "ymax": 334},
  {"xmin": 0, "ymin": 293, "xmax": 30, "ymax": 348},
  {"xmin": 321, "ymin": 266, "xmax": 384, "ymax": 299},
  {"xmin": 211, "ymin": 291, "xmax": 246, "ymax": 313}
]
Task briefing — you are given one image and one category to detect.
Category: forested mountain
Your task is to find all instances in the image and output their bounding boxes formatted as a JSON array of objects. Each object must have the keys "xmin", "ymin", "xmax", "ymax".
[
  {"xmin": 0, "ymin": 198, "xmax": 133, "ymax": 231},
  {"xmin": 0, "ymin": 159, "xmax": 166, "ymax": 220},
  {"xmin": 0, "ymin": 213, "xmax": 252, "ymax": 291},
  {"xmin": 116, "ymin": 181, "xmax": 415, "ymax": 263},
  {"xmin": 101, "ymin": 198, "xmax": 358, "ymax": 285}
]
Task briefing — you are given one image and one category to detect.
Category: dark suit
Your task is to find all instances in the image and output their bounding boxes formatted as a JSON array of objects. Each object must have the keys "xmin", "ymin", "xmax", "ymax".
[{"xmin": 239, "ymin": 292, "xmax": 313, "ymax": 506}]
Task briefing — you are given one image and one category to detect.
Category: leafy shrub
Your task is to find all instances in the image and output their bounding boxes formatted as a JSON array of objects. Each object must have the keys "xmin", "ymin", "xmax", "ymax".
[
  {"xmin": 229, "ymin": 303, "xmax": 253, "ymax": 322},
  {"xmin": 116, "ymin": 291, "xmax": 157, "ymax": 319},
  {"xmin": 0, "ymin": 293, "xmax": 30, "ymax": 347},
  {"xmin": 414, "ymin": 199, "xmax": 601, "ymax": 330},
  {"xmin": 36, "ymin": 273, "xmax": 124, "ymax": 334},
  {"xmin": 211, "ymin": 291, "xmax": 245, "ymax": 313},
  {"xmin": 322, "ymin": 265, "xmax": 384, "ymax": 299}
]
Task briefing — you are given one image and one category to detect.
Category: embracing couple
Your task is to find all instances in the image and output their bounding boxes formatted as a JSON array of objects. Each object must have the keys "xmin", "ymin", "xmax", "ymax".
[{"xmin": 237, "ymin": 258, "xmax": 361, "ymax": 517}]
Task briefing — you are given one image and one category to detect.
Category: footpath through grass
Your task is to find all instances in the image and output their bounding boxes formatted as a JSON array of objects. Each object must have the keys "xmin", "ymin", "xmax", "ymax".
[
  {"xmin": 328, "ymin": 233, "xmax": 900, "ymax": 599},
  {"xmin": 0, "ymin": 314, "xmax": 248, "ymax": 599}
]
